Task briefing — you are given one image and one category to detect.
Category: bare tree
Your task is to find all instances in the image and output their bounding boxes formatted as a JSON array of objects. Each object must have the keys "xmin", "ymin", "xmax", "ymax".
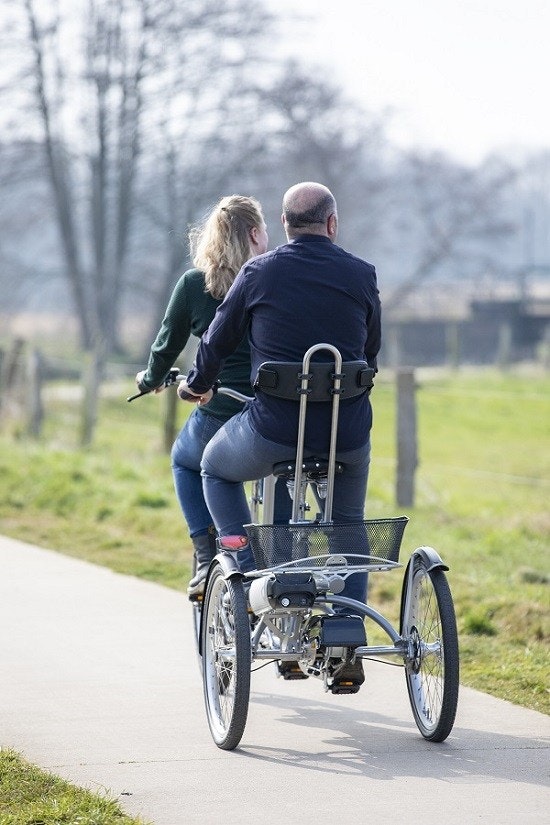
[
  {"xmin": 241, "ymin": 62, "xmax": 391, "ymax": 255},
  {"xmin": 382, "ymin": 151, "xmax": 517, "ymax": 312},
  {"xmin": 2, "ymin": 0, "xmax": 275, "ymax": 354},
  {"xmin": 133, "ymin": 60, "xmax": 391, "ymax": 350}
]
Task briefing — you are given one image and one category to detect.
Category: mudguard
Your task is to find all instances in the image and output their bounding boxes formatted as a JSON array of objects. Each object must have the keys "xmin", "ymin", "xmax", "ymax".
[
  {"xmin": 408, "ymin": 545, "xmax": 449, "ymax": 573},
  {"xmin": 399, "ymin": 546, "xmax": 449, "ymax": 636},
  {"xmin": 198, "ymin": 551, "xmax": 245, "ymax": 656}
]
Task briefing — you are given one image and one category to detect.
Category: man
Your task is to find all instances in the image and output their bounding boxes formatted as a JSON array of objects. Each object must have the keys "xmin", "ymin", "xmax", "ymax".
[{"xmin": 179, "ymin": 181, "xmax": 381, "ymax": 620}]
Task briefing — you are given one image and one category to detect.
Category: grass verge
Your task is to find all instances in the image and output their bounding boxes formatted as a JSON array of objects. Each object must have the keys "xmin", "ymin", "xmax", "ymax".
[{"xmin": 0, "ymin": 749, "xmax": 149, "ymax": 825}]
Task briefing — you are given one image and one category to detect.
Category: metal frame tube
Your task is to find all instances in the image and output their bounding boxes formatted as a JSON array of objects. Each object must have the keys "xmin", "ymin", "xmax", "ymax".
[{"xmin": 291, "ymin": 343, "xmax": 343, "ymax": 523}]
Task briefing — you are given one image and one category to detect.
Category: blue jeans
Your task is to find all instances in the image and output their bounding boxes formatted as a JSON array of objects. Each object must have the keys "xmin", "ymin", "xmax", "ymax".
[
  {"xmin": 171, "ymin": 408, "xmax": 292, "ymax": 539},
  {"xmin": 171, "ymin": 408, "xmax": 223, "ymax": 538},
  {"xmin": 201, "ymin": 410, "xmax": 371, "ymax": 604}
]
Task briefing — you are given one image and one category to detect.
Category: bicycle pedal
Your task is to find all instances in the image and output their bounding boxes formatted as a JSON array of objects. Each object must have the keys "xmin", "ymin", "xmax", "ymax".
[
  {"xmin": 277, "ymin": 661, "xmax": 309, "ymax": 680},
  {"xmin": 329, "ymin": 658, "xmax": 364, "ymax": 694},
  {"xmin": 330, "ymin": 680, "xmax": 362, "ymax": 695},
  {"xmin": 188, "ymin": 591, "xmax": 203, "ymax": 604}
]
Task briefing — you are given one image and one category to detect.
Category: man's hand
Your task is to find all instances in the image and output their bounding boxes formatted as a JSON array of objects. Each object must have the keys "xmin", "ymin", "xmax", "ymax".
[
  {"xmin": 135, "ymin": 370, "xmax": 164, "ymax": 394},
  {"xmin": 177, "ymin": 380, "xmax": 213, "ymax": 406}
]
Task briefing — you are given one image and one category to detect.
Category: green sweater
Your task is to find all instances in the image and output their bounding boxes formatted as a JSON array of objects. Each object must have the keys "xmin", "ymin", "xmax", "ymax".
[{"xmin": 142, "ymin": 268, "xmax": 252, "ymax": 420}]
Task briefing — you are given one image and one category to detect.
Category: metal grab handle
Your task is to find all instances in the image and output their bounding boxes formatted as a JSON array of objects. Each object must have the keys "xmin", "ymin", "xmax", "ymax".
[{"xmin": 291, "ymin": 344, "xmax": 343, "ymax": 524}]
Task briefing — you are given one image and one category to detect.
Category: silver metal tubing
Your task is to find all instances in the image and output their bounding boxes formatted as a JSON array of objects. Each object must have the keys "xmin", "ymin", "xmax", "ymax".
[
  {"xmin": 217, "ymin": 387, "xmax": 254, "ymax": 404},
  {"xmin": 261, "ymin": 475, "xmax": 277, "ymax": 524},
  {"xmin": 251, "ymin": 644, "xmax": 408, "ymax": 662},
  {"xmin": 252, "ymin": 650, "xmax": 301, "ymax": 660},
  {"xmin": 291, "ymin": 343, "xmax": 343, "ymax": 523},
  {"xmin": 355, "ymin": 644, "xmax": 407, "ymax": 659},
  {"xmin": 316, "ymin": 596, "xmax": 402, "ymax": 643}
]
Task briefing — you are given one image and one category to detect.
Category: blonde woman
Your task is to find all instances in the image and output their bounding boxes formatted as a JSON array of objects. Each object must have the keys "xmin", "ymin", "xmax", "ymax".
[{"xmin": 136, "ymin": 195, "xmax": 273, "ymax": 595}]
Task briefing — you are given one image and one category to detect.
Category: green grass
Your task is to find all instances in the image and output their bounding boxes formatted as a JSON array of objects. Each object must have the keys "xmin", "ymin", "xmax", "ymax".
[
  {"xmin": 1, "ymin": 387, "xmax": 189, "ymax": 590},
  {"xmin": 367, "ymin": 368, "xmax": 550, "ymax": 715},
  {"xmin": 0, "ymin": 749, "xmax": 149, "ymax": 825},
  {"xmin": 1, "ymin": 369, "xmax": 549, "ymax": 721}
]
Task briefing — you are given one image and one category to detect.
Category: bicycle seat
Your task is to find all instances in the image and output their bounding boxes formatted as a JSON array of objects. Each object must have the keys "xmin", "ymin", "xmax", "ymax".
[{"xmin": 272, "ymin": 458, "xmax": 345, "ymax": 480}]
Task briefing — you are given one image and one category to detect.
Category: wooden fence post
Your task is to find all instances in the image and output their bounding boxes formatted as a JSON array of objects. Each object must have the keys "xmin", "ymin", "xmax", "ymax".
[
  {"xmin": 0, "ymin": 337, "xmax": 26, "ymax": 428},
  {"xmin": 163, "ymin": 385, "xmax": 178, "ymax": 454},
  {"xmin": 26, "ymin": 347, "xmax": 44, "ymax": 437},
  {"xmin": 161, "ymin": 340, "xmax": 196, "ymax": 452},
  {"xmin": 396, "ymin": 368, "xmax": 418, "ymax": 508},
  {"xmin": 80, "ymin": 341, "xmax": 105, "ymax": 447}
]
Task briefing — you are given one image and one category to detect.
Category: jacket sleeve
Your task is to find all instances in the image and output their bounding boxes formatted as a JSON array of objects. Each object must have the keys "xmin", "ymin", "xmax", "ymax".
[
  {"xmin": 141, "ymin": 275, "xmax": 192, "ymax": 389},
  {"xmin": 186, "ymin": 270, "xmax": 250, "ymax": 393},
  {"xmin": 364, "ymin": 267, "xmax": 381, "ymax": 372}
]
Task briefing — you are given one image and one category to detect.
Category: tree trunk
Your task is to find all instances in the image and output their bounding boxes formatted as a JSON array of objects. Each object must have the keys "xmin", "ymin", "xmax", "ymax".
[{"xmin": 80, "ymin": 340, "xmax": 105, "ymax": 447}]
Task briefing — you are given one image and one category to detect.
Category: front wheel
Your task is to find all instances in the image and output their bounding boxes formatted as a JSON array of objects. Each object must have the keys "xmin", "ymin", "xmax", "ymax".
[
  {"xmin": 201, "ymin": 563, "xmax": 251, "ymax": 750},
  {"xmin": 401, "ymin": 561, "xmax": 459, "ymax": 742}
]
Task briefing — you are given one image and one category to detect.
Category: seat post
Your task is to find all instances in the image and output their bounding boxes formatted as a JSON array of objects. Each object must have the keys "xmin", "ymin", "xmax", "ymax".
[
  {"xmin": 291, "ymin": 343, "xmax": 343, "ymax": 524},
  {"xmin": 261, "ymin": 474, "xmax": 276, "ymax": 524}
]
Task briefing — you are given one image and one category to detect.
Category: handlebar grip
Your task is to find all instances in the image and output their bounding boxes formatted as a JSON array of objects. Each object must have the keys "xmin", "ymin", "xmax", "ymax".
[
  {"xmin": 177, "ymin": 387, "xmax": 201, "ymax": 401},
  {"xmin": 178, "ymin": 381, "xmax": 220, "ymax": 400}
]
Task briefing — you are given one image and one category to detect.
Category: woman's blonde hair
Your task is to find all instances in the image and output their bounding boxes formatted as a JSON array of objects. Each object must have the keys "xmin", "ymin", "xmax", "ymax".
[{"xmin": 189, "ymin": 195, "xmax": 265, "ymax": 299}]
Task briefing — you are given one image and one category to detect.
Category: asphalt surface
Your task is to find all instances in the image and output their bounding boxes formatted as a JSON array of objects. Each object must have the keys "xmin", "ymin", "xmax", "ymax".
[{"xmin": 1, "ymin": 534, "xmax": 549, "ymax": 824}]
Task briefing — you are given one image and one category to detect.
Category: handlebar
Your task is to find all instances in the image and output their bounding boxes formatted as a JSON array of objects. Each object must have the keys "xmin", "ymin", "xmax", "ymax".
[
  {"xmin": 217, "ymin": 387, "xmax": 254, "ymax": 404},
  {"xmin": 127, "ymin": 367, "xmax": 254, "ymax": 404},
  {"xmin": 126, "ymin": 367, "xmax": 182, "ymax": 402}
]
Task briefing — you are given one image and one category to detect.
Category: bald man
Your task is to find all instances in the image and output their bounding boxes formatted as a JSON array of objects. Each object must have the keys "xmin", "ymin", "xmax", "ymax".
[{"xmin": 181, "ymin": 181, "xmax": 381, "ymax": 667}]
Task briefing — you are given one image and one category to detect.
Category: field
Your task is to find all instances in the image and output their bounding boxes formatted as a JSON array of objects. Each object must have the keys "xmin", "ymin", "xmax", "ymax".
[{"xmin": 0, "ymin": 367, "xmax": 549, "ymax": 714}]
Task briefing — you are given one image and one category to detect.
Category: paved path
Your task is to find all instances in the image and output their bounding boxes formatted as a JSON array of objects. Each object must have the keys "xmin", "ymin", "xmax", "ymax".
[{"xmin": 1, "ymin": 534, "xmax": 548, "ymax": 824}]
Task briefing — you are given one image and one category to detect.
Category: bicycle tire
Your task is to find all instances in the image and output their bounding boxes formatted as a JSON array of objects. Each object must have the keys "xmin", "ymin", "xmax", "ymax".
[
  {"xmin": 201, "ymin": 563, "xmax": 251, "ymax": 750},
  {"xmin": 191, "ymin": 598, "xmax": 202, "ymax": 667},
  {"xmin": 189, "ymin": 554, "xmax": 202, "ymax": 665},
  {"xmin": 401, "ymin": 562, "xmax": 459, "ymax": 742}
]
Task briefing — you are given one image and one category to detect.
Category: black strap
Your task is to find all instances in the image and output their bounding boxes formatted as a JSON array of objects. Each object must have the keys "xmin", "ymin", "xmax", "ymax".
[
  {"xmin": 272, "ymin": 458, "xmax": 345, "ymax": 478},
  {"xmin": 254, "ymin": 361, "xmax": 374, "ymax": 402}
]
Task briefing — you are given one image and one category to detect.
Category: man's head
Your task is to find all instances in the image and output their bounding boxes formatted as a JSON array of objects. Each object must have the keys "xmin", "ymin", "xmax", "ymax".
[{"xmin": 281, "ymin": 182, "xmax": 338, "ymax": 241}]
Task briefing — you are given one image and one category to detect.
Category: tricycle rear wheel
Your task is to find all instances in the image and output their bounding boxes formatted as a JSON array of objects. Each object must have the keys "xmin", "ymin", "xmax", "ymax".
[{"xmin": 402, "ymin": 562, "xmax": 459, "ymax": 742}]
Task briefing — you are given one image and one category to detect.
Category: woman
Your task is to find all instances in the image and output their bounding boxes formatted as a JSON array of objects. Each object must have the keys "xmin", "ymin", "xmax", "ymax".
[{"xmin": 136, "ymin": 195, "xmax": 272, "ymax": 596}]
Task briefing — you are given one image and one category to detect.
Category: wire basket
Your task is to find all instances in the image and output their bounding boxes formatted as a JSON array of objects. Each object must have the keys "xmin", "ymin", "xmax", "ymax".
[{"xmin": 244, "ymin": 517, "xmax": 408, "ymax": 570}]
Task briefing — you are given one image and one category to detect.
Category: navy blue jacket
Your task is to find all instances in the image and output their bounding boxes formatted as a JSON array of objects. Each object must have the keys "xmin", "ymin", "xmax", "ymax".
[{"xmin": 187, "ymin": 235, "xmax": 381, "ymax": 452}]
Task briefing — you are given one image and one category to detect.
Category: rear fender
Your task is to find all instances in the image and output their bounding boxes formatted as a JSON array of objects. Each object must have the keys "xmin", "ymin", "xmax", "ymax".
[{"xmin": 399, "ymin": 546, "xmax": 449, "ymax": 636}]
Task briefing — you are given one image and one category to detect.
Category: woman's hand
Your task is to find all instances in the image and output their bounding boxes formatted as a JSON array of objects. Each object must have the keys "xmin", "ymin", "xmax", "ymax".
[
  {"xmin": 177, "ymin": 380, "xmax": 213, "ymax": 406},
  {"xmin": 135, "ymin": 370, "xmax": 164, "ymax": 394}
]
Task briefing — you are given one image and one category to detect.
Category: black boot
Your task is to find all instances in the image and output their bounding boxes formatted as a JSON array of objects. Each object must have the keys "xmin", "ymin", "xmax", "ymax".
[{"xmin": 187, "ymin": 528, "xmax": 217, "ymax": 597}]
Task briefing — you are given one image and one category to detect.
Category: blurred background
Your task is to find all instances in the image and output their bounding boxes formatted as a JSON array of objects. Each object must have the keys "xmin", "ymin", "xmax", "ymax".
[{"xmin": 1, "ymin": 0, "xmax": 549, "ymax": 368}]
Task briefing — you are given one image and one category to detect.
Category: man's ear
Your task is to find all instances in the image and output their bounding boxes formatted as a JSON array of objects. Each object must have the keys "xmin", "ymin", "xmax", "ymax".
[
  {"xmin": 327, "ymin": 213, "xmax": 338, "ymax": 239},
  {"xmin": 282, "ymin": 213, "xmax": 291, "ymax": 239}
]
